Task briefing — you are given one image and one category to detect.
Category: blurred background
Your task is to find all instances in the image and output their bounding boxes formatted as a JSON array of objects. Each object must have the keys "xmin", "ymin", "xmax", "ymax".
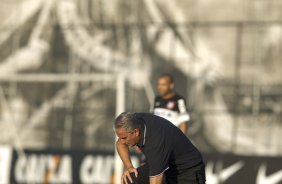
[{"xmin": 0, "ymin": 0, "xmax": 281, "ymax": 183}]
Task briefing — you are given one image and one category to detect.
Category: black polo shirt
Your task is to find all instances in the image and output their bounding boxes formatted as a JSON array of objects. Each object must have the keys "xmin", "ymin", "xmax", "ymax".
[{"xmin": 135, "ymin": 113, "xmax": 203, "ymax": 177}]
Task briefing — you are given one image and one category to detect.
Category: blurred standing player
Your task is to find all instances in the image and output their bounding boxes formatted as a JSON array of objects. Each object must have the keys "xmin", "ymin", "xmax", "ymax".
[{"xmin": 153, "ymin": 73, "xmax": 190, "ymax": 134}]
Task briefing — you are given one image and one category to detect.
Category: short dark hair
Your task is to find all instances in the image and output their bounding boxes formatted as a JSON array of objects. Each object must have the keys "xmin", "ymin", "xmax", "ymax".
[
  {"xmin": 159, "ymin": 73, "xmax": 174, "ymax": 83},
  {"xmin": 114, "ymin": 112, "xmax": 142, "ymax": 132}
]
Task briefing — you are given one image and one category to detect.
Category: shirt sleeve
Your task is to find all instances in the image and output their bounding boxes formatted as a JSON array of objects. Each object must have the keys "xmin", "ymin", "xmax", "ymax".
[
  {"xmin": 177, "ymin": 99, "xmax": 190, "ymax": 123},
  {"xmin": 146, "ymin": 142, "xmax": 171, "ymax": 177}
]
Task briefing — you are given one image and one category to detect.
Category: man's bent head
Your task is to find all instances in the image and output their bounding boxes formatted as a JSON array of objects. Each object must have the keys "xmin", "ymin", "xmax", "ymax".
[{"xmin": 114, "ymin": 112, "xmax": 141, "ymax": 147}]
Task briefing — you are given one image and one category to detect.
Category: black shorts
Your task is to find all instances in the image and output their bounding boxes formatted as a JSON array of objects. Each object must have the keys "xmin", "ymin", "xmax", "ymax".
[
  {"xmin": 165, "ymin": 161, "xmax": 206, "ymax": 184},
  {"xmin": 127, "ymin": 162, "xmax": 205, "ymax": 184}
]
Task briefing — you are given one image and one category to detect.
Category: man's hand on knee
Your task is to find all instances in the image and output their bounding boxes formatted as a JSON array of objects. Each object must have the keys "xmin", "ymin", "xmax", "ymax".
[{"xmin": 122, "ymin": 167, "xmax": 138, "ymax": 184}]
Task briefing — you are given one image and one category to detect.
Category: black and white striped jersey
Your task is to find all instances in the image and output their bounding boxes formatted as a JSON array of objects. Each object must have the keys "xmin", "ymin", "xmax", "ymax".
[{"xmin": 153, "ymin": 94, "xmax": 190, "ymax": 126}]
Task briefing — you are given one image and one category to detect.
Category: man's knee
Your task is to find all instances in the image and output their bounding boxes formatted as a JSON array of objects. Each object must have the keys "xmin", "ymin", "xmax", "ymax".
[
  {"xmin": 126, "ymin": 172, "xmax": 138, "ymax": 184},
  {"xmin": 126, "ymin": 164, "xmax": 150, "ymax": 184}
]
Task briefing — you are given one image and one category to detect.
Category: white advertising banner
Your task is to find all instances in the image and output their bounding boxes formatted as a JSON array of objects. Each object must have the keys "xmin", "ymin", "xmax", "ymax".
[{"xmin": 0, "ymin": 146, "xmax": 12, "ymax": 184}]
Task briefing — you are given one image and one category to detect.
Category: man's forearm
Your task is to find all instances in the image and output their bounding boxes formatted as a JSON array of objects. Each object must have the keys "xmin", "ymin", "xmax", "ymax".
[{"xmin": 116, "ymin": 140, "xmax": 134, "ymax": 169}]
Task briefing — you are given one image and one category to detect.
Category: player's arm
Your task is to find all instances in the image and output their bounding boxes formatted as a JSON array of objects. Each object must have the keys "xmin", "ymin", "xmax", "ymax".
[
  {"xmin": 116, "ymin": 139, "xmax": 134, "ymax": 169},
  {"xmin": 116, "ymin": 139, "xmax": 138, "ymax": 184},
  {"xmin": 178, "ymin": 121, "xmax": 187, "ymax": 134},
  {"xmin": 177, "ymin": 98, "xmax": 190, "ymax": 134},
  {"xmin": 150, "ymin": 174, "xmax": 164, "ymax": 184}
]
